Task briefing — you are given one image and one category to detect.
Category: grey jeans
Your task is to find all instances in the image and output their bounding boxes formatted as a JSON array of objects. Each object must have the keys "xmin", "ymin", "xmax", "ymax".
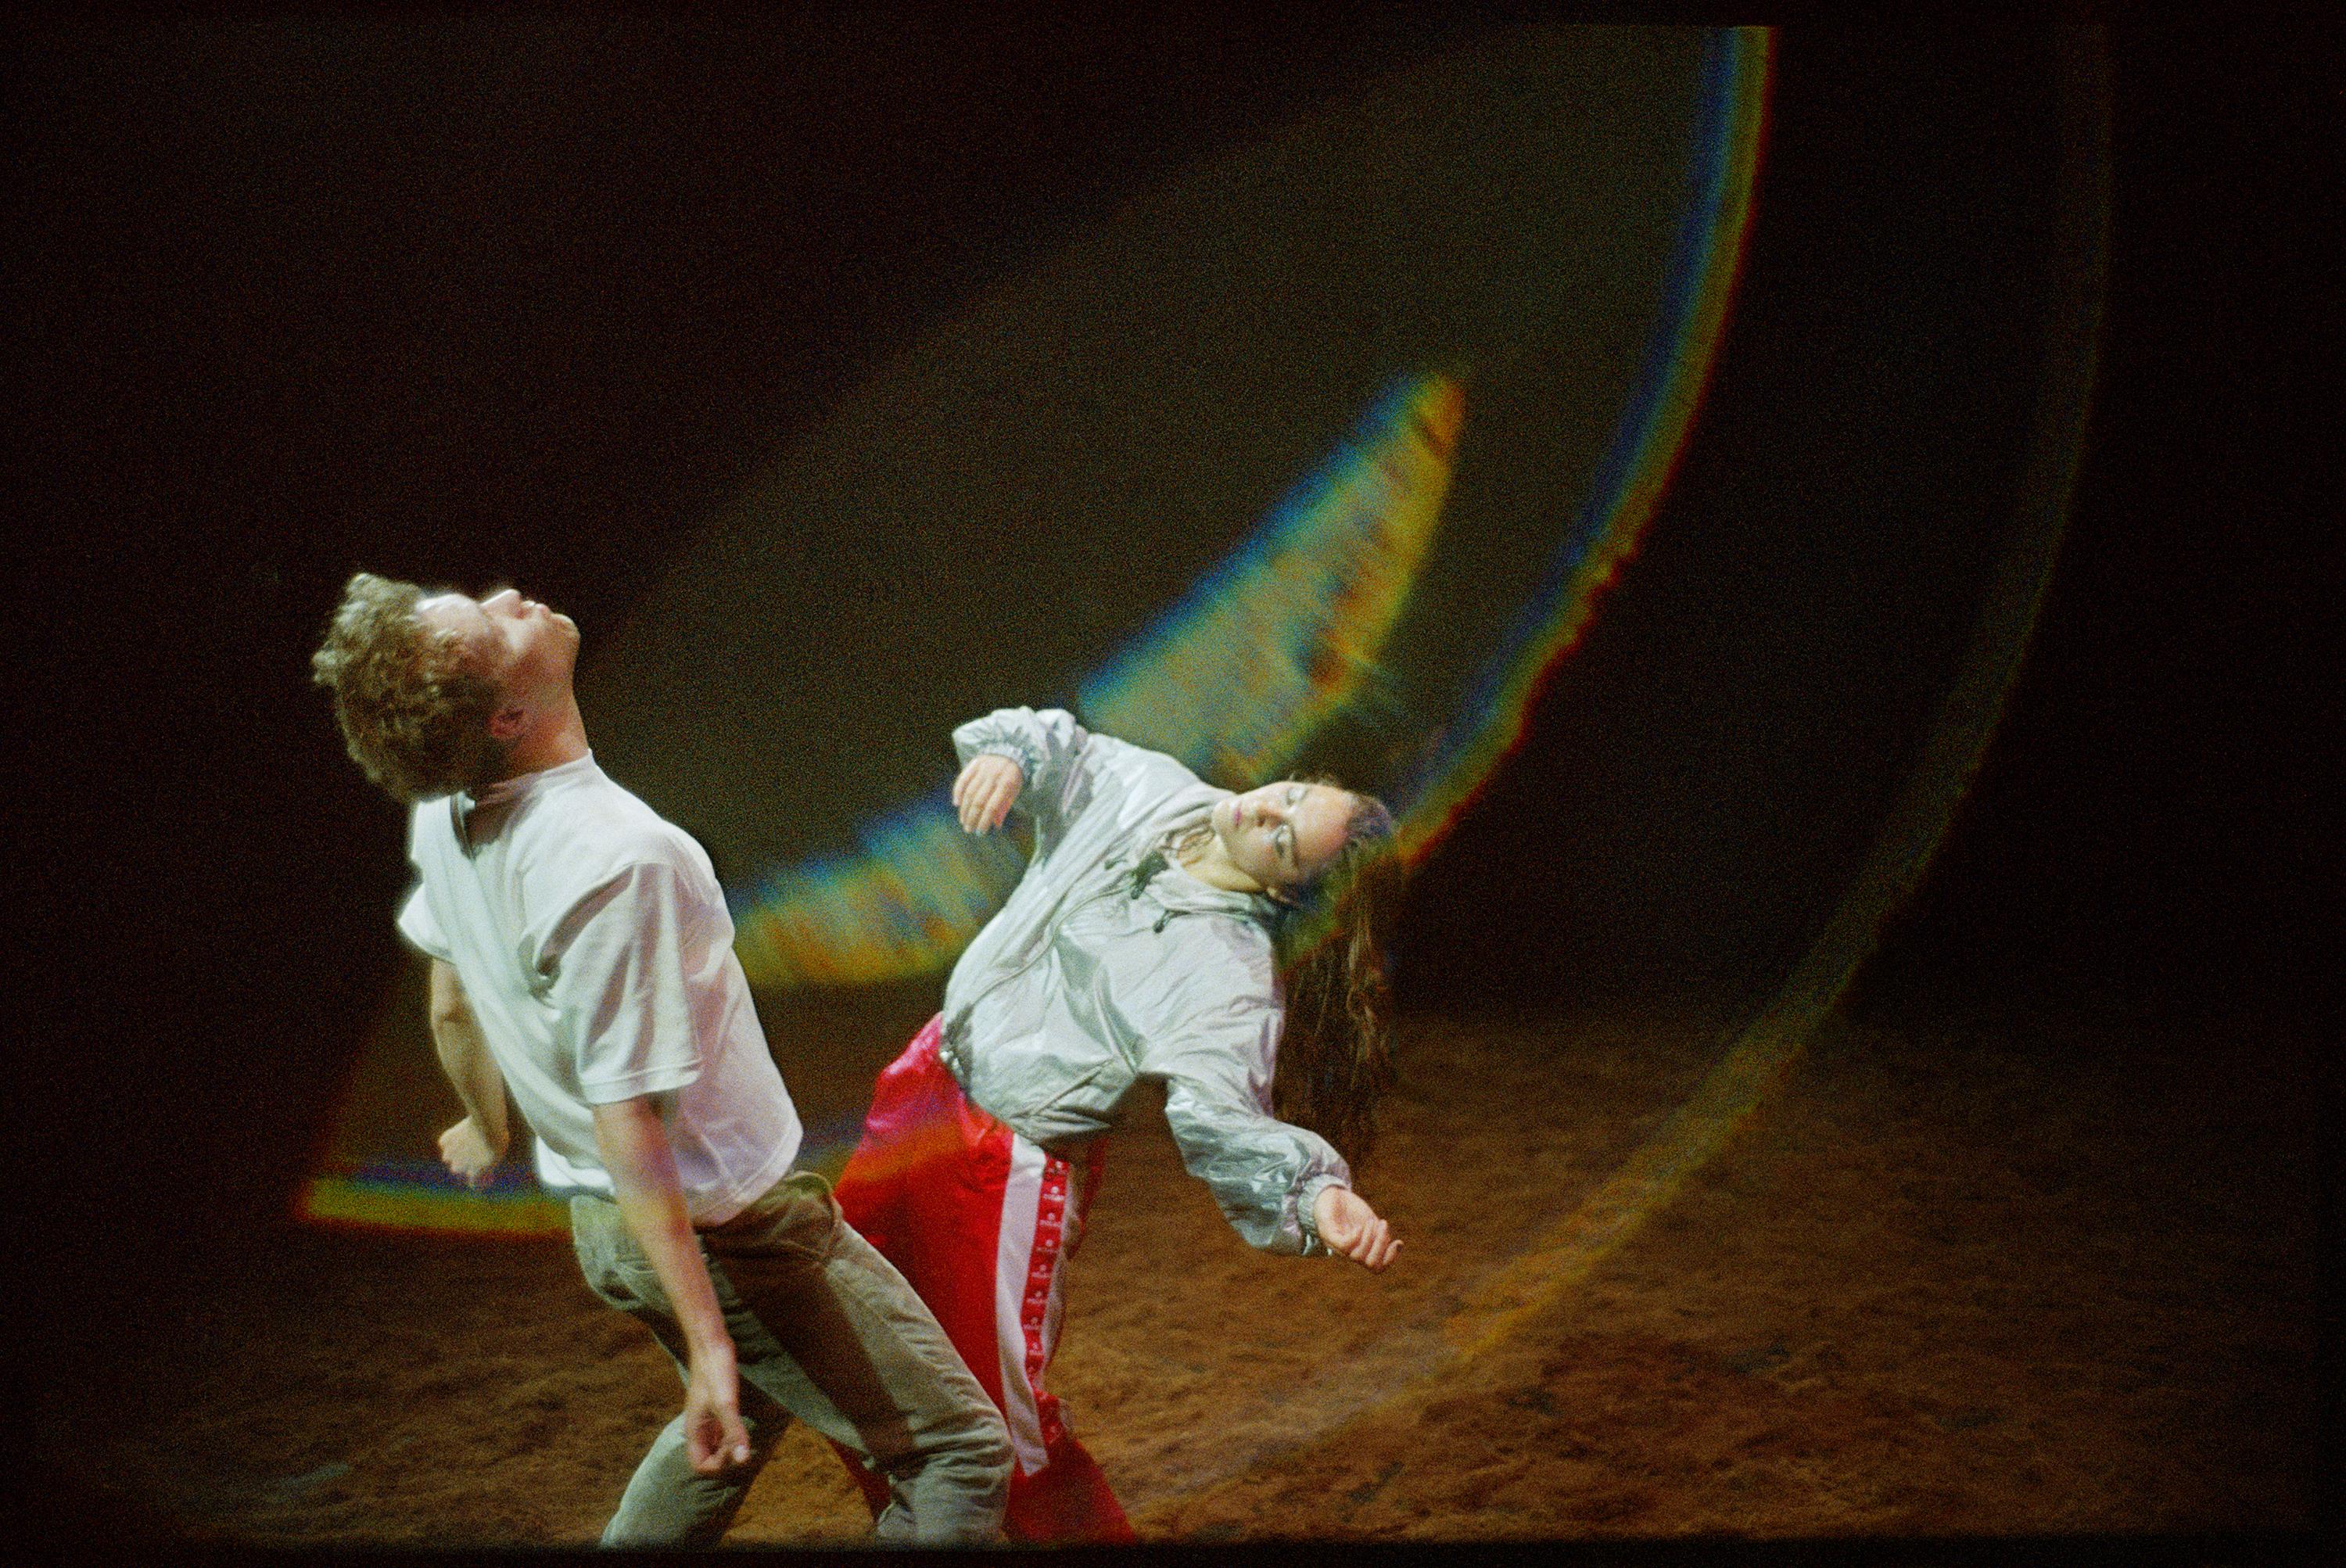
[{"xmin": 570, "ymin": 1169, "xmax": 1010, "ymax": 1547}]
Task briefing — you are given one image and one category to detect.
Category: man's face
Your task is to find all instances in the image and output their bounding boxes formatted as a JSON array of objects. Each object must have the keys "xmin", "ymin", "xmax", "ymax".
[
  {"xmin": 416, "ymin": 587, "xmax": 579, "ymax": 711},
  {"xmin": 1213, "ymin": 780, "xmax": 1356, "ymax": 898}
]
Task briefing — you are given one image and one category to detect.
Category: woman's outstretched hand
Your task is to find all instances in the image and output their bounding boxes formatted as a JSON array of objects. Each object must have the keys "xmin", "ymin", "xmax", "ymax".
[
  {"xmin": 953, "ymin": 754, "xmax": 1024, "ymax": 834},
  {"xmin": 1314, "ymin": 1184, "xmax": 1401, "ymax": 1272}
]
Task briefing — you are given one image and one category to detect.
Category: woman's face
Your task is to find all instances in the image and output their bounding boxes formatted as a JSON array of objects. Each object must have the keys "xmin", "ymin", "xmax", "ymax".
[{"xmin": 1214, "ymin": 780, "xmax": 1356, "ymax": 897}]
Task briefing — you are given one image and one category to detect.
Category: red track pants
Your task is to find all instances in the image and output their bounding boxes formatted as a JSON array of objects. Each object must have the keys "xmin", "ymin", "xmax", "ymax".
[{"xmin": 832, "ymin": 1016, "xmax": 1134, "ymax": 1545}]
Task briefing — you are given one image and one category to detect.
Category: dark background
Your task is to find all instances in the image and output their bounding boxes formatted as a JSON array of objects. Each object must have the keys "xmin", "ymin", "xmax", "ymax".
[{"xmin": 12, "ymin": 16, "xmax": 2328, "ymax": 1406}]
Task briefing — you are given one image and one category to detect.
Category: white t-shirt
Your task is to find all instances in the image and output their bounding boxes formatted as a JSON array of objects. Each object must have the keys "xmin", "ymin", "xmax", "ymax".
[{"xmin": 397, "ymin": 753, "xmax": 799, "ymax": 1225}]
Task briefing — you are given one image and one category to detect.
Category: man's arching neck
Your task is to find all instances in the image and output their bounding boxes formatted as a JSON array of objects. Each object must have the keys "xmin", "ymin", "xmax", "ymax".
[{"xmin": 486, "ymin": 696, "xmax": 591, "ymax": 787}]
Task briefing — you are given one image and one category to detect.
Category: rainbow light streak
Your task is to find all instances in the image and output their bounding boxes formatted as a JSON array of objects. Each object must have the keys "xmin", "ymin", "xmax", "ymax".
[
  {"xmin": 302, "ymin": 28, "xmax": 1774, "ymax": 1236},
  {"xmin": 691, "ymin": 32, "xmax": 1768, "ymax": 996},
  {"xmin": 727, "ymin": 372, "xmax": 1465, "ymax": 990},
  {"xmin": 1126, "ymin": 36, "xmax": 2112, "ymax": 1510},
  {"xmin": 734, "ymin": 798, "xmax": 1030, "ymax": 989},
  {"xmin": 1429, "ymin": 23, "xmax": 2100, "ymax": 1351},
  {"xmin": 1390, "ymin": 26, "xmax": 1774, "ymax": 864},
  {"xmin": 300, "ymin": 1113, "xmax": 870, "ymax": 1237},
  {"xmin": 1078, "ymin": 375, "xmax": 1464, "ymax": 782},
  {"xmin": 301, "ymin": 1159, "xmax": 572, "ymax": 1238}
]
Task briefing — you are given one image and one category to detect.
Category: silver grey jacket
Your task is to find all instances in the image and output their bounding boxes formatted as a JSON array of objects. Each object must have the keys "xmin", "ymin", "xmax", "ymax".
[{"xmin": 939, "ymin": 707, "xmax": 1349, "ymax": 1255}]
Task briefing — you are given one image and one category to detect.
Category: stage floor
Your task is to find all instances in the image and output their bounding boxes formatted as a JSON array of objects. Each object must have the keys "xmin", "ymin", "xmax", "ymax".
[{"xmin": 44, "ymin": 997, "xmax": 2319, "ymax": 1545}]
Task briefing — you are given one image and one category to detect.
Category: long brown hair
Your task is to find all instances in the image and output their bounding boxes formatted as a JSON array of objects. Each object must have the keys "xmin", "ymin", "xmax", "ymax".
[{"xmin": 1268, "ymin": 789, "xmax": 1403, "ymax": 1169}]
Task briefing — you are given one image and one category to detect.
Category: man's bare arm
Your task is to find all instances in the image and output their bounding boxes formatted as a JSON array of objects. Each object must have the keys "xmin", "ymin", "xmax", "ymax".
[
  {"xmin": 429, "ymin": 960, "xmax": 509, "ymax": 1186},
  {"xmin": 591, "ymin": 1096, "xmax": 752, "ymax": 1474}
]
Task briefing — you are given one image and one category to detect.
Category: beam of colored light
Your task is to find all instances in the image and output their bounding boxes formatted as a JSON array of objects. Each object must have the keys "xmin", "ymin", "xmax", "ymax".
[
  {"xmin": 297, "ymin": 1112, "xmax": 873, "ymax": 1239},
  {"xmin": 729, "ymin": 372, "xmax": 1464, "ymax": 990},
  {"xmin": 301, "ymin": 27, "xmax": 1770, "ymax": 1236},
  {"xmin": 1125, "ymin": 33, "xmax": 2115, "ymax": 1516},
  {"xmin": 1446, "ymin": 26, "xmax": 2104, "ymax": 1357},
  {"xmin": 1079, "ymin": 375, "xmax": 1464, "ymax": 784},
  {"xmin": 1390, "ymin": 26, "xmax": 1773, "ymax": 865},
  {"xmin": 299, "ymin": 1159, "xmax": 572, "ymax": 1238},
  {"xmin": 724, "ymin": 29, "xmax": 1773, "ymax": 989}
]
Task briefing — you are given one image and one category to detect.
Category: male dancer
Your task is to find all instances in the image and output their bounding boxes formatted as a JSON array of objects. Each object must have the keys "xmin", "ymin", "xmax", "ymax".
[{"xmin": 312, "ymin": 572, "xmax": 1009, "ymax": 1547}]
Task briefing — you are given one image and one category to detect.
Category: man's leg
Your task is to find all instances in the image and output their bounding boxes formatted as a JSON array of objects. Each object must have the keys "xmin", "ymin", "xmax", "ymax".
[
  {"xmin": 597, "ymin": 1405, "xmax": 790, "ymax": 1548},
  {"xmin": 569, "ymin": 1196, "xmax": 791, "ymax": 1547},
  {"xmin": 705, "ymin": 1171, "xmax": 1010, "ymax": 1545},
  {"xmin": 574, "ymin": 1181, "xmax": 1007, "ymax": 1547}
]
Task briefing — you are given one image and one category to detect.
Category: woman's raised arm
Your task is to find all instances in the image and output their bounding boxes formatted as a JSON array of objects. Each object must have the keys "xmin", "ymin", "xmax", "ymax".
[{"xmin": 949, "ymin": 706, "xmax": 1088, "ymax": 833}]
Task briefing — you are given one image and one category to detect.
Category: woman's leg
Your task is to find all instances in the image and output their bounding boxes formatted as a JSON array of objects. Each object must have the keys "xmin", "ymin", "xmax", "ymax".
[
  {"xmin": 991, "ymin": 1129, "xmax": 1128, "ymax": 1542},
  {"xmin": 834, "ymin": 1017, "xmax": 1134, "ymax": 1544}
]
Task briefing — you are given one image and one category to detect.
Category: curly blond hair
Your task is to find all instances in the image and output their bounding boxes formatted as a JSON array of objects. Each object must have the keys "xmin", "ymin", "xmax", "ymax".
[{"xmin": 311, "ymin": 572, "xmax": 501, "ymax": 802}]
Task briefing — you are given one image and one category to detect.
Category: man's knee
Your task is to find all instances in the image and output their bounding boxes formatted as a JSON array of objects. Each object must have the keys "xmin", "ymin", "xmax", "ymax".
[{"xmin": 966, "ymin": 1412, "xmax": 1014, "ymax": 1487}]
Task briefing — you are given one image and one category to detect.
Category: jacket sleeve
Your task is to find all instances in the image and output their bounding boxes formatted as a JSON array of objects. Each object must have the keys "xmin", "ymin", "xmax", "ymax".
[
  {"xmin": 952, "ymin": 706, "xmax": 1089, "ymax": 835},
  {"xmin": 1136, "ymin": 960, "xmax": 1352, "ymax": 1257}
]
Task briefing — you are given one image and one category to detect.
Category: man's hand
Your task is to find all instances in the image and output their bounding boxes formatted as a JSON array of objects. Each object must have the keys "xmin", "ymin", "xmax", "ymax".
[
  {"xmin": 591, "ymin": 1096, "xmax": 753, "ymax": 1476},
  {"xmin": 1314, "ymin": 1184, "xmax": 1401, "ymax": 1272},
  {"xmin": 437, "ymin": 1114, "xmax": 505, "ymax": 1189},
  {"xmin": 683, "ymin": 1338, "xmax": 753, "ymax": 1473},
  {"xmin": 952, "ymin": 754, "xmax": 1024, "ymax": 834},
  {"xmin": 429, "ymin": 962, "xmax": 511, "ymax": 1170}
]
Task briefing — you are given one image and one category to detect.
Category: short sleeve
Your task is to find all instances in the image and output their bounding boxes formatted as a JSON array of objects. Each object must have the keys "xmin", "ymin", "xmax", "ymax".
[
  {"xmin": 544, "ymin": 863, "xmax": 710, "ymax": 1105},
  {"xmin": 396, "ymin": 883, "xmax": 453, "ymax": 963}
]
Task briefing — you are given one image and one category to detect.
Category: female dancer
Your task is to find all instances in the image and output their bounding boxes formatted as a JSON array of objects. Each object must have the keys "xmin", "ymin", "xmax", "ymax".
[{"xmin": 832, "ymin": 705, "xmax": 1404, "ymax": 1543}]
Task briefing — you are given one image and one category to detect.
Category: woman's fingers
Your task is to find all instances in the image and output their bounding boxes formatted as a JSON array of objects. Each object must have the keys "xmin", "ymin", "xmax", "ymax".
[
  {"xmin": 956, "ymin": 766, "xmax": 990, "ymax": 831},
  {"xmin": 1347, "ymin": 1215, "xmax": 1400, "ymax": 1272},
  {"xmin": 954, "ymin": 756, "xmax": 1024, "ymax": 834}
]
